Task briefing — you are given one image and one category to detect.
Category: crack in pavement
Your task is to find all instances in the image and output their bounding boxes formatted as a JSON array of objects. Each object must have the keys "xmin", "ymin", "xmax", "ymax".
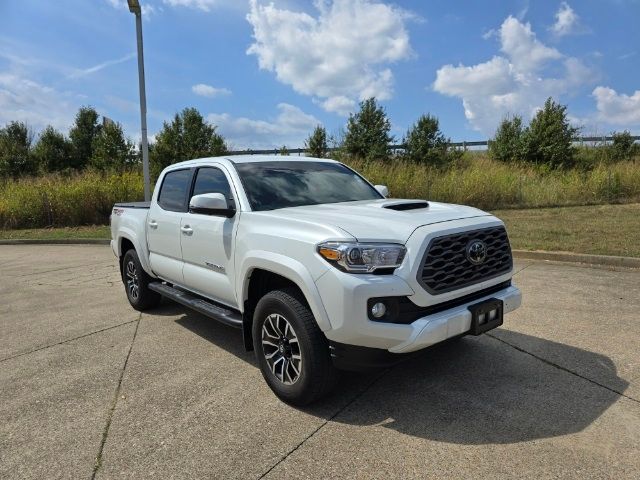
[
  {"xmin": 257, "ymin": 368, "xmax": 390, "ymax": 479},
  {"xmin": 0, "ymin": 320, "xmax": 138, "ymax": 364},
  {"xmin": 513, "ymin": 261, "xmax": 534, "ymax": 277},
  {"xmin": 259, "ymin": 331, "xmax": 638, "ymax": 478},
  {"xmin": 487, "ymin": 333, "xmax": 639, "ymax": 404},
  {"xmin": 6, "ymin": 262, "xmax": 113, "ymax": 278},
  {"xmin": 91, "ymin": 312, "xmax": 142, "ymax": 479}
]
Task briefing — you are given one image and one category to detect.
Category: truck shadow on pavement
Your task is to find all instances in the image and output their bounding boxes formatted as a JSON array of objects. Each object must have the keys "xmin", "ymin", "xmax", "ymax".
[{"xmin": 165, "ymin": 302, "xmax": 628, "ymax": 445}]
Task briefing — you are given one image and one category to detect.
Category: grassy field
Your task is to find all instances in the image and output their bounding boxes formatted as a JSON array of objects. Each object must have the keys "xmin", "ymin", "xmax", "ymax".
[
  {"xmin": 2, "ymin": 204, "xmax": 638, "ymax": 258},
  {"xmin": 1, "ymin": 156, "xmax": 640, "ymax": 229},
  {"xmin": 0, "ymin": 225, "xmax": 110, "ymax": 240},
  {"xmin": 493, "ymin": 203, "xmax": 640, "ymax": 257}
]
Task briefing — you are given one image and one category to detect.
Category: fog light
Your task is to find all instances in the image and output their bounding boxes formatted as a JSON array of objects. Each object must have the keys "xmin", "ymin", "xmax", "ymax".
[
  {"xmin": 371, "ymin": 302, "xmax": 387, "ymax": 318},
  {"xmin": 478, "ymin": 313, "xmax": 486, "ymax": 324},
  {"xmin": 488, "ymin": 309, "xmax": 497, "ymax": 321}
]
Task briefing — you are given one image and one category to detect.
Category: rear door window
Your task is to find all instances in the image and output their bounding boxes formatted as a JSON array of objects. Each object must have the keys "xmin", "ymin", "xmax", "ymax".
[{"xmin": 157, "ymin": 169, "xmax": 192, "ymax": 212}]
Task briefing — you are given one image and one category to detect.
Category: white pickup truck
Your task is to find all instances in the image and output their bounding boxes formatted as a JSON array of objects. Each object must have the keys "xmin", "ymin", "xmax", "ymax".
[{"xmin": 111, "ymin": 155, "xmax": 521, "ymax": 405}]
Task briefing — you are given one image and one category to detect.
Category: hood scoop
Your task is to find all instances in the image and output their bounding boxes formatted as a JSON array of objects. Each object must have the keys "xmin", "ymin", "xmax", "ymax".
[{"xmin": 382, "ymin": 200, "xmax": 430, "ymax": 211}]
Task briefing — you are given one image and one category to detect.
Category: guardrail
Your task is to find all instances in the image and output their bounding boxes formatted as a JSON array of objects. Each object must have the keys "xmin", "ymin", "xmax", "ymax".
[{"xmin": 226, "ymin": 135, "xmax": 640, "ymax": 156}]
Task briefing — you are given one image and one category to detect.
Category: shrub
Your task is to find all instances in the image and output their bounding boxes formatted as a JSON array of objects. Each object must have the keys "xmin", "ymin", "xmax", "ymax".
[
  {"xmin": 343, "ymin": 98, "xmax": 393, "ymax": 160},
  {"xmin": 610, "ymin": 131, "xmax": 638, "ymax": 162},
  {"xmin": 521, "ymin": 97, "xmax": 579, "ymax": 168},
  {"xmin": 490, "ymin": 115, "xmax": 524, "ymax": 163},
  {"xmin": 305, "ymin": 125, "xmax": 328, "ymax": 158},
  {"xmin": 403, "ymin": 114, "xmax": 451, "ymax": 166}
]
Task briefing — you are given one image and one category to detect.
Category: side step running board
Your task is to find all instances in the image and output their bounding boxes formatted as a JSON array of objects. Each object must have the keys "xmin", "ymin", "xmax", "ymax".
[{"xmin": 148, "ymin": 282, "xmax": 243, "ymax": 329}]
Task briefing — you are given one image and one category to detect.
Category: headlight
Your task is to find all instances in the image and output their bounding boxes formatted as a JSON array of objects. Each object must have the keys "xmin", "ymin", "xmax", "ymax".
[{"xmin": 317, "ymin": 241, "xmax": 406, "ymax": 273}]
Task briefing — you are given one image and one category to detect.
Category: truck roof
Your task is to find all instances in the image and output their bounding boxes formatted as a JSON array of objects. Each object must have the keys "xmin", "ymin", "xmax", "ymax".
[{"xmin": 166, "ymin": 154, "xmax": 339, "ymax": 170}]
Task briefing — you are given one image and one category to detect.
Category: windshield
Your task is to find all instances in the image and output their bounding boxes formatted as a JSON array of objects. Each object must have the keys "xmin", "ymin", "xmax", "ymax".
[{"xmin": 234, "ymin": 161, "xmax": 383, "ymax": 211}]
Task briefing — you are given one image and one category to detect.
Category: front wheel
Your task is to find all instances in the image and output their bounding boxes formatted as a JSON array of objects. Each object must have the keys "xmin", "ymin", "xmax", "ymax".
[
  {"xmin": 122, "ymin": 249, "xmax": 161, "ymax": 311},
  {"xmin": 252, "ymin": 288, "xmax": 338, "ymax": 406}
]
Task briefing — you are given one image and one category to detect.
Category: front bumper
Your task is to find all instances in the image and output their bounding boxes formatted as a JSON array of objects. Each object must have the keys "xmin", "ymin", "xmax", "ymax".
[
  {"xmin": 315, "ymin": 268, "xmax": 521, "ymax": 354},
  {"xmin": 388, "ymin": 285, "xmax": 520, "ymax": 353}
]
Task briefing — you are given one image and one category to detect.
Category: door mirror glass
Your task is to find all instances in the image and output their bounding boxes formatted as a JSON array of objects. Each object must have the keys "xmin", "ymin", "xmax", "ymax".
[
  {"xmin": 189, "ymin": 193, "xmax": 235, "ymax": 217},
  {"xmin": 374, "ymin": 185, "xmax": 389, "ymax": 197}
]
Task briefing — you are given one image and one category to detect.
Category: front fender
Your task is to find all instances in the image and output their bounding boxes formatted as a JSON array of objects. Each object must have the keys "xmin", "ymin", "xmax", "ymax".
[{"xmin": 238, "ymin": 251, "xmax": 332, "ymax": 332}]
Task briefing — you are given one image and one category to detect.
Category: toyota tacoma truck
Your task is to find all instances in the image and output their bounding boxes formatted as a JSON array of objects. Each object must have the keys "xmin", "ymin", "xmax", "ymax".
[{"xmin": 111, "ymin": 156, "xmax": 521, "ymax": 405}]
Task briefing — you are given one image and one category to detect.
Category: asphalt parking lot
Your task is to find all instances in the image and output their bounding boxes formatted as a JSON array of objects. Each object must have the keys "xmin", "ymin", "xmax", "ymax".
[{"xmin": 1, "ymin": 245, "xmax": 639, "ymax": 479}]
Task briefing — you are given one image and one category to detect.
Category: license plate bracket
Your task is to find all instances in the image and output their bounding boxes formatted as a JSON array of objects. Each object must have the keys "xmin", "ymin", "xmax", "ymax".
[{"xmin": 468, "ymin": 298, "xmax": 503, "ymax": 335}]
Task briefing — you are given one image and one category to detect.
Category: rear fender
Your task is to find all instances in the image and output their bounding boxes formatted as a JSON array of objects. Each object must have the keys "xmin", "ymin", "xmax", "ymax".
[{"xmin": 116, "ymin": 227, "xmax": 155, "ymax": 278}]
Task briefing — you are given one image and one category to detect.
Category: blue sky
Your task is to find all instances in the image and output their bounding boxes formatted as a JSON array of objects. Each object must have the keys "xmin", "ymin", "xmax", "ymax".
[{"xmin": 1, "ymin": 0, "xmax": 639, "ymax": 149}]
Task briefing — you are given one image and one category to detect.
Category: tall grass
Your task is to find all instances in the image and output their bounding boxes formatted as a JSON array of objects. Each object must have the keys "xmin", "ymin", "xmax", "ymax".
[
  {"xmin": 0, "ymin": 170, "xmax": 143, "ymax": 229},
  {"xmin": 1, "ymin": 157, "xmax": 639, "ymax": 229},
  {"xmin": 346, "ymin": 156, "xmax": 640, "ymax": 210}
]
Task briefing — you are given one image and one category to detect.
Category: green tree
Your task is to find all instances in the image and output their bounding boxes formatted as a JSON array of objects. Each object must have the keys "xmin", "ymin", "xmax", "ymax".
[
  {"xmin": 151, "ymin": 107, "xmax": 227, "ymax": 177},
  {"xmin": 279, "ymin": 145, "xmax": 290, "ymax": 156},
  {"xmin": 609, "ymin": 130, "xmax": 638, "ymax": 162},
  {"xmin": 521, "ymin": 98, "xmax": 579, "ymax": 168},
  {"xmin": 0, "ymin": 121, "xmax": 35, "ymax": 177},
  {"xmin": 69, "ymin": 106, "xmax": 102, "ymax": 170},
  {"xmin": 490, "ymin": 115, "xmax": 525, "ymax": 163},
  {"xmin": 404, "ymin": 114, "xmax": 450, "ymax": 166},
  {"xmin": 33, "ymin": 126, "xmax": 74, "ymax": 173},
  {"xmin": 305, "ymin": 125, "xmax": 328, "ymax": 158},
  {"xmin": 90, "ymin": 121, "xmax": 134, "ymax": 170},
  {"xmin": 343, "ymin": 98, "xmax": 392, "ymax": 160}
]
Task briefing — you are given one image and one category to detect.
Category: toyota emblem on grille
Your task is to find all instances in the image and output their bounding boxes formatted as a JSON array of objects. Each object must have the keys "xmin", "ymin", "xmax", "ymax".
[{"xmin": 466, "ymin": 240, "xmax": 488, "ymax": 265}]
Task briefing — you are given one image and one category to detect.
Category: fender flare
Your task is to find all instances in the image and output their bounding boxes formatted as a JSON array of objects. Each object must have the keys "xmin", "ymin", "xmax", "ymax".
[
  {"xmin": 238, "ymin": 251, "xmax": 332, "ymax": 332},
  {"xmin": 115, "ymin": 228, "xmax": 155, "ymax": 278}
]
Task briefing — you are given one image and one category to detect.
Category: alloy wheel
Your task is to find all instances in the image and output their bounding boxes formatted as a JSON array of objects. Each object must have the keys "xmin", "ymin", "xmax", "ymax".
[
  {"xmin": 261, "ymin": 313, "xmax": 302, "ymax": 385},
  {"xmin": 125, "ymin": 260, "xmax": 140, "ymax": 301}
]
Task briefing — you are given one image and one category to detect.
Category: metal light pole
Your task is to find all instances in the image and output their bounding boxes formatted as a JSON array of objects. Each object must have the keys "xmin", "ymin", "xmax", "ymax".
[{"xmin": 128, "ymin": 0, "xmax": 151, "ymax": 201}]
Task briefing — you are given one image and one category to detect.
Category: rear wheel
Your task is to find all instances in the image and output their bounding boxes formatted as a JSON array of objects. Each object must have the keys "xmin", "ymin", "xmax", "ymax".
[
  {"xmin": 252, "ymin": 288, "xmax": 338, "ymax": 406},
  {"xmin": 122, "ymin": 249, "xmax": 161, "ymax": 311}
]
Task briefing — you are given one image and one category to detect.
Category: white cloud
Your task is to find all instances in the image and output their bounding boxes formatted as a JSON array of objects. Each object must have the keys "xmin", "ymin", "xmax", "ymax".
[
  {"xmin": 500, "ymin": 16, "xmax": 561, "ymax": 73},
  {"xmin": 433, "ymin": 15, "xmax": 592, "ymax": 134},
  {"xmin": 192, "ymin": 83, "xmax": 231, "ymax": 98},
  {"xmin": 0, "ymin": 73, "xmax": 75, "ymax": 131},
  {"xmin": 68, "ymin": 53, "xmax": 135, "ymax": 79},
  {"xmin": 207, "ymin": 103, "xmax": 320, "ymax": 149},
  {"xmin": 163, "ymin": 0, "xmax": 219, "ymax": 12},
  {"xmin": 592, "ymin": 87, "xmax": 640, "ymax": 125},
  {"xmin": 246, "ymin": 0, "xmax": 413, "ymax": 115},
  {"xmin": 317, "ymin": 96, "xmax": 355, "ymax": 116},
  {"xmin": 550, "ymin": 2, "xmax": 579, "ymax": 37}
]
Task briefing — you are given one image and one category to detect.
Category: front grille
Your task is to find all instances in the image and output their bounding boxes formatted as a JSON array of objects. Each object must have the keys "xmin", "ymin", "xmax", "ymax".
[{"xmin": 418, "ymin": 226, "xmax": 512, "ymax": 294}]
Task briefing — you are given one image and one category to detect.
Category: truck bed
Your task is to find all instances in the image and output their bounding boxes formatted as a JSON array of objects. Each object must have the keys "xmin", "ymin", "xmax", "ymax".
[{"xmin": 114, "ymin": 201, "xmax": 151, "ymax": 209}]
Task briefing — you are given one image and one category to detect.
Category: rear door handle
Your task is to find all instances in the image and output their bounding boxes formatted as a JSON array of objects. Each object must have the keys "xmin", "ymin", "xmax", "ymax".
[
  {"xmin": 148, "ymin": 220, "xmax": 158, "ymax": 229},
  {"xmin": 181, "ymin": 225, "xmax": 193, "ymax": 236}
]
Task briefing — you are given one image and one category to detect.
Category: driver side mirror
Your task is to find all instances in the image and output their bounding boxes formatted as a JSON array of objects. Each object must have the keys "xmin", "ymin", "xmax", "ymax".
[
  {"xmin": 374, "ymin": 185, "xmax": 389, "ymax": 197},
  {"xmin": 189, "ymin": 193, "xmax": 235, "ymax": 218}
]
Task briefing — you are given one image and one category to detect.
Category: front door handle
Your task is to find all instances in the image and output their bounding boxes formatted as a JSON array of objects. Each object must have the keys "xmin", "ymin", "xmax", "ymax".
[
  {"xmin": 148, "ymin": 220, "xmax": 158, "ymax": 229},
  {"xmin": 181, "ymin": 225, "xmax": 193, "ymax": 236}
]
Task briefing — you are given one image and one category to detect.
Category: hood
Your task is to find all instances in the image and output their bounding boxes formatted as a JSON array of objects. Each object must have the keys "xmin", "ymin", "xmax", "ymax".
[{"xmin": 266, "ymin": 199, "xmax": 490, "ymax": 243}]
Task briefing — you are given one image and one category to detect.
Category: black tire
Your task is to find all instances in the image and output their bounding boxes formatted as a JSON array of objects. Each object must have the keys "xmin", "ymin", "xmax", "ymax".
[
  {"xmin": 122, "ymin": 249, "xmax": 161, "ymax": 311},
  {"xmin": 252, "ymin": 288, "xmax": 339, "ymax": 406}
]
